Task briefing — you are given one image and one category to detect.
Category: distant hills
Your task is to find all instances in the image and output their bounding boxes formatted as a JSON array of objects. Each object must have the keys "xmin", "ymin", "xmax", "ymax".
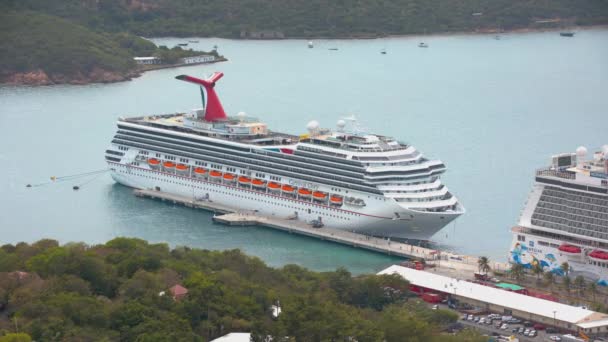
[
  {"xmin": 1, "ymin": 0, "xmax": 607, "ymax": 85},
  {"xmin": 3, "ymin": 0, "xmax": 608, "ymax": 38}
]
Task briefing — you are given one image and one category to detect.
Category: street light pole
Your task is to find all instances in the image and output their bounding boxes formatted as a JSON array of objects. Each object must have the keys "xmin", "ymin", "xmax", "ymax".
[{"xmin": 553, "ymin": 310, "xmax": 557, "ymax": 328}]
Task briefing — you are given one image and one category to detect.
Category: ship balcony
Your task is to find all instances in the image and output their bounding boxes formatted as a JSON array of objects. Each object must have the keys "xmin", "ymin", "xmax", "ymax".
[{"xmin": 536, "ymin": 167, "xmax": 575, "ymax": 180}]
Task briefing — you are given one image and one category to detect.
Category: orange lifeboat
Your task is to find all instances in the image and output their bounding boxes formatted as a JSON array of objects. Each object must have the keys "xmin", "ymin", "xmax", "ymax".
[
  {"xmin": 209, "ymin": 170, "xmax": 222, "ymax": 178},
  {"xmin": 298, "ymin": 188, "xmax": 312, "ymax": 198},
  {"xmin": 176, "ymin": 164, "xmax": 189, "ymax": 174},
  {"xmin": 330, "ymin": 195, "xmax": 343, "ymax": 205},
  {"xmin": 313, "ymin": 191, "xmax": 327, "ymax": 201},
  {"xmin": 148, "ymin": 158, "xmax": 161, "ymax": 169},
  {"xmin": 282, "ymin": 185, "xmax": 295, "ymax": 193},
  {"xmin": 223, "ymin": 173, "xmax": 236, "ymax": 181},
  {"xmin": 163, "ymin": 161, "xmax": 176, "ymax": 170},
  {"xmin": 252, "ymin": 179, "xmax": 266, "ymax": 188},
  {"xmin": 194, "ymin": 167, "xmax": 207, "ymax": 177},
  {"xmin": 589, "ymin": 250, "xmax": 608, "ymax": 263},
  {"xmin": 558, "ymin": 244, "xmax": 582, "ymax": 255},
  {"xmin": 268, "ymin": 182, "xmax": 281, "ymax": 191},
  {"xmin": 238, "ymin": 176, "xmax": 251, "ymax": 185}
]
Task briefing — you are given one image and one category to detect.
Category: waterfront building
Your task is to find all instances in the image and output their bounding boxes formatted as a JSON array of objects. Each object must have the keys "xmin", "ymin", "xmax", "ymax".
[
  {"xmin": 180, "ymin": 55, "xmax": 216, "ymax": 64},
  {"xmin": 133, "ymin": 56, "xmax": 162, "ymax": 65},
  {"xmin": 104, "ymin": 72, "xmax": 464, "ymax": 240},
  {"xmin": 510, "ymin": 146, "xmax": 608, "ymax": 283},
  {"xmin": 380, "ymin": 265, "xmax": 608, "ymax": 336}
]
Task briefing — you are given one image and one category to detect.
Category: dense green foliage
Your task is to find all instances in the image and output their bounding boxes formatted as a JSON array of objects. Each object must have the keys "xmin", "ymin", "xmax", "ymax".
[
  {"xmin": 3, "ymin": 0, "xmax": 608, "ymax": 38},
  {"xmin": 0, "ymin": 238, "xmax": 483, "ymax": 341},
  {"xmin": 0, "ymin": 11, "xmax": 220, "ymax": 82},
  {"xmin": 0, "ymin": 11, "xmax": 136, "ymax": 78}
]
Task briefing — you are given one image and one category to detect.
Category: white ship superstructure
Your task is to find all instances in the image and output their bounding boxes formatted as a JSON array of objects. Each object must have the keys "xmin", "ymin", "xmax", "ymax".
[
  {"xmin": 105, "ymin": 73, "xmax": 464, "ymax": 240},
  {"xmin": 510, "ymin": 145, "xmax": 608, "ymax": 283}
]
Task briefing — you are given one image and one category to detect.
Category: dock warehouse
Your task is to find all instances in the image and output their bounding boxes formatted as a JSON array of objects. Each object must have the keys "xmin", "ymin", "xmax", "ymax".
[{"xmin": 379, "ymin": 265, "xmax": 608, "ymax": 336}]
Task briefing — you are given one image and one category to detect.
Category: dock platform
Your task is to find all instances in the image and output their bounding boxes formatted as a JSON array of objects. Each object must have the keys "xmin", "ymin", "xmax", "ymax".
[{"xmin": 133, "ymin": 189, "xmax": 505, "ymax": 269}]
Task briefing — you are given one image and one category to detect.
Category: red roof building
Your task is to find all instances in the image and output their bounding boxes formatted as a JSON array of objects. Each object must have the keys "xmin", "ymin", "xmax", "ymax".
[{"xmin": 169, "ymin": 284, "xmax": 188, "ymax": 301}]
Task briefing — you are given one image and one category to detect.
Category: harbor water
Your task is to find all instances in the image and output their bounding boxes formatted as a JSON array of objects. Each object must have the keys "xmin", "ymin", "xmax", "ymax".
[{"xmin": 1, "ymin": 28, "xmax": 606, "ymax": 274}]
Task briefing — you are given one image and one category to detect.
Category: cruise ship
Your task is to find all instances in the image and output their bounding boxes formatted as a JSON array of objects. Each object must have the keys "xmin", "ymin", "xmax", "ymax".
[
  {"xmin": 105, "ymin": 72, "xmax": 464, "ymax": 240},
  {"xmin": 510, "ymin": 145, "xmax": 608, "ymax": 283}
]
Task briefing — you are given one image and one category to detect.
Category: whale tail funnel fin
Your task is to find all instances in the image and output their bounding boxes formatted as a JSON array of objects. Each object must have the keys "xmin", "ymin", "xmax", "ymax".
[{"xmin": 176, "ymin": 72, "xmax": 227, "ymax": 122}]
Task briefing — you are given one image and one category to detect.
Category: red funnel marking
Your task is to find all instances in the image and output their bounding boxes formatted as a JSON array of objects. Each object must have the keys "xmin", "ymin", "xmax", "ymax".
[{"xmin": 175, "ymin": 72, "xmax": 227, "ymax": 122}]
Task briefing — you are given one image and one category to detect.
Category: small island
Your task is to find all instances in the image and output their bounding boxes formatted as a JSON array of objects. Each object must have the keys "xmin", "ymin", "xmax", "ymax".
[{"xmin": 0, "ymin": 12, "xmax": 225, "ymax": 86}]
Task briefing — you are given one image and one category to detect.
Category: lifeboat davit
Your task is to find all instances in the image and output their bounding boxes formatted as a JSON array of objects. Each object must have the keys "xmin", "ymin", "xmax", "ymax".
[
  {"xmin": 558, "ymin": 243, "xmax": 582, "ymax": 255},
  {"xmin": 298, "ymin": 188, "xmax": 312, "ymax": 198},
  {"xmin": 252, "ymin": 179, "xmax": 266, "ymax": 188},
  {"xmin": 313, "ymin": 191, "xmax": 327, "ymax": 201},
  {"xmin": 148, "ymin": 158, "xmax": 161, "ymax": 170},
  {"xmin": 282, "ymin": 185, "xmax": 295, "ymax": 193},
  {"xmin": 268, "ymin": 182, "xmax": 281, "ymax": 191},
  {"xmin": 163, "ymin": 161, "xmax": 176, "ymax": 171},
  {"xmin": 194, "ymin": 167, "xmax": 207, "ymax": 177},
  {"xmin": 176, "ymin": 164, "xmax": 189, "ymax": 174},
  {"xmin": 209, "ymin": 170, "xmax": 222, "ymax": 178},
  {"xmin": 223, "ymin": 173, "xmax": 236, "ymax": 182},
  {"xmin": 589, "ymin": 250, "xmax": 608, "ymax": 263},
  {"xmin": 330, "ymin": 195, "xmax": 343, "ymax": 205},
  {"xmin": 238, "ymin": 176, "xmax": 251, "ymax": 185}
]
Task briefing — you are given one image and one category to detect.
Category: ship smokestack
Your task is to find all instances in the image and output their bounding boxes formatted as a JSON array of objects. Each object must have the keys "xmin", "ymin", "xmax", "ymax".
[{"xmin": 176, "ymin": 72, "xmax": 227, "ymax": 122}]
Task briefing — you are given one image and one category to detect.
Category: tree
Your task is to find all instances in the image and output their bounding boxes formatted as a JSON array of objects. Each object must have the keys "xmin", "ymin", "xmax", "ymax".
[
  {"xmin": 0, "ymin": 333, "xmax": 32, "ymax": 342},
  {"xmin": 590, "ymin": 282, "xmax": 598, "ymax": 301},
  {"xmin": 544, "ymin": 271, "xmax": 555, "ymax": 288},
  {"xmin": 531, "ymin": 262, "xmax": 544, "ymax": 283},
  {"xmin": 477, "ymin": 256, "xmax": 491, "ymax": 274},
  {"xmin": 510, "ymin": 263, "xmax": 525, "ymax": 282},
  {"xmin": 563, "ymin": 276, "xmax": 571, "ymax": 293},
  {"xmin": 561, "ymin": 262, "xmax": 570, "ymax": 277},
  {"xmin": 574, "ymin": 276, "xmax": 585, "ymax": 295}
]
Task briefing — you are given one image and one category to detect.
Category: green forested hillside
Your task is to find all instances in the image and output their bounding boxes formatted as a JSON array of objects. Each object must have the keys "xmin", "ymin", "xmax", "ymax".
[
  {"xmin": 3, "ymin": 0, "xmax": 608, "ymax": 38},
  {"xmin": 0, "ymin": 238, "xmax": 484, "ymax": 341}
]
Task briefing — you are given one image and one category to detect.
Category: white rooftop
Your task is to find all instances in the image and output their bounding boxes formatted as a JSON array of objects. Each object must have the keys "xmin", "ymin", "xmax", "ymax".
[
  {"xmin": 133, "ymin": 57, "xmax": 160, "ymax": 61},
  {"xmin": 210, "ymin": 332, "xmax": 251, "ymax": 342},
  {"xmin": 379, "ymin": 265, "xmax": 608, "ymax": 328}
]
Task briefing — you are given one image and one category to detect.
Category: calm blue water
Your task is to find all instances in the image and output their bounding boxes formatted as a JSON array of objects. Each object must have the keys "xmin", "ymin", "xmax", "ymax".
[{"xmin": 1, "ymin": 29, "xmax": 606, "ymax": 273}]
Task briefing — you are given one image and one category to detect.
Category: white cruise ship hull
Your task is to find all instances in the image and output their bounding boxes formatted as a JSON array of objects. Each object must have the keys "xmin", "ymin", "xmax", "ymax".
[{"xmin": 109, "ymin": 162, "xmax": 458, "ymax": 240}]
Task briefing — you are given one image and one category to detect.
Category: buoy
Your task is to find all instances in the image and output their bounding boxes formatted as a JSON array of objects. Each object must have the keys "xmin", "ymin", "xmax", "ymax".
[
  {"xmin": 73, "ymin": 186, "xmax": 80, "ymax": 190},
  {"xmin": 50, "ymin": 176, "xmax": 56, "ymax": 181}
]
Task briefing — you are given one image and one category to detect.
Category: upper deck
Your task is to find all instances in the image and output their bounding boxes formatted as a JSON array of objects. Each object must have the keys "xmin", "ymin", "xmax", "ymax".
[{"xmin": 535, "ymin": 145, "xmax": 608, "ymax": 194}]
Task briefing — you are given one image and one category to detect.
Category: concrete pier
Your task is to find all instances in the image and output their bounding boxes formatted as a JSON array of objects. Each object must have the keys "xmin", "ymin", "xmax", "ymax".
[{"xmin": 133, "ymin": 189, "xmax": 508, "ymax": 269}]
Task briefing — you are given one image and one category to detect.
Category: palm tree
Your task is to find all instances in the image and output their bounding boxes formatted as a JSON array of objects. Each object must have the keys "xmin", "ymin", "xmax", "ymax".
[
  {"xmin": 590, "ymin": 282, "xmax": 598, "ymax": 301},
  {"xmin": 510, "ymin": 263, "xmax": 525, "ymax": 282},
  {"xmin": 561, "ymin": 262, "xmax": 570, "ymax": 277},
  {"xmin": 574, "ymin": 276, "xmax": 585, "ymax": 295},
  {"xmin": 563, "ymin": 275, "xmax": 571, "ymax": 293},
  {"xmin": 544, "ymin": 271, "xmax": 555, "ymax": 288},
  {"xmin": 478, "ymin": 256, "xmax": 491, "ymax": 274},
  {"xmin": 531, "ymin": 262, "xmax": 544, "ymax": 283}
]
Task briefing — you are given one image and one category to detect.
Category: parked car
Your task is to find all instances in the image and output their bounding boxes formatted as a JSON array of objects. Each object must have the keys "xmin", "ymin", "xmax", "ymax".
[
  {"xmin": 529, "ymin": 330, "xmax": 537, "ymax": 337},
  {"xmin": 533, "ymin": 323, "xmax": 545, "ymax": 330},
  {"xmin": 549, "ymin": 336, "xmax": 562, "ymax": 341},
  {"xmin": 518, "ymin": 327, "xmax": 524, "ymax": 334},
  {"xmin": 467, "ymin": 315, "xmax": 474, "ymax": 321},
  {"xmin": 524, "ymin": 321, "xmax": 533, "ymax": 327},
  {"xmin": 500, "ymin": 324, "xmax": 508, "ymax": 330},
  {"xmin": 479, "ymin": 318, "xmax": 485, "ymax": 324},
  {"xmin": 473, "ymin": 316, "xmax": 479, "ymax": 322},
  {"xmin": 546, "ymin": 327, "xmax": 558, "ymax": 334},
  {"xmin": 432, "ymin": 305, "xmax": 438, "ymax": 310}
]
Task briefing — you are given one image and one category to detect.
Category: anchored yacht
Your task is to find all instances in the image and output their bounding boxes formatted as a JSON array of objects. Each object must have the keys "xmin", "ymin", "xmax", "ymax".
[
  {"xmin": 105, "ymin": 72, "xmax": 464, "ymax": 240},
  {"xmin": 510, "ymin": 145, "xmax": 608, "ymax": 283}
]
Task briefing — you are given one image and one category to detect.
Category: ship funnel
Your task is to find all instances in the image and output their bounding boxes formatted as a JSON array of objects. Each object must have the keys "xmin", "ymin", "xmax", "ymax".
[{"xmin": 176, "ymin": 72, "xmax": 227, "ymax": 122}]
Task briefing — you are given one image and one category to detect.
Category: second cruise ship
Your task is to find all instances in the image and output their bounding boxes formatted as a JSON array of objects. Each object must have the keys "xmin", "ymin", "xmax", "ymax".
[
  {"xmin": 105, "ymin": 72, "xmax": 464, "ymax": 240},
  {"xmin": 510, "ymin": 145, "xmax": 608, "ymax": 283}
]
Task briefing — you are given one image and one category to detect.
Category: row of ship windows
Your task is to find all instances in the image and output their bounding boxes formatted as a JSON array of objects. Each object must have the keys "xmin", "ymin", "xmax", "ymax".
[
  {"xmin": 117, "ymin": 166, "xmax": 361, "ymax": 217},
  {"xmin": 541, "ymin": 193, "xmax": 608, "ymax": 213},
  {"xmin": 524, "ymin": 229, "xmax": 608, "ymax": 249},
  {"xmin": 589, "ymin": 261, "xmax": 608, "ymax": 268},
  {"xmin": 532, "ymin": 209, "xmax": 607, "ymax": 232},
  {"xmin": 531, "ymin": 218, "xmax": 608, "ymax": 240},
  {"xmin": 537, "ymin": 200, "xmax": 608, "ymax": 221},
  {"xmin": 545, "ymin": 187, "xmax": 608, "ymax": 206},
  {"xmin": 534, "ymin": 207, "xmax": 608, "ymax": 228}
]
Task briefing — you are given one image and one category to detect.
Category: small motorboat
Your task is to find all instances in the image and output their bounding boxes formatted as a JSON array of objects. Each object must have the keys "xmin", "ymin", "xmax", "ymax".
[
  {"xmin": 418, "ymin": 42, "xmax": 428, "ymax": 48},
  {"xmin": 560, "ymin": 32, "xmax": 575, "ymax": 37}
]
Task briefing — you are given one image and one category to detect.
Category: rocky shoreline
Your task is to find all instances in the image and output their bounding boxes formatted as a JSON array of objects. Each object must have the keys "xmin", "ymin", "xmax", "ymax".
[{"xmin": 1, "ymin": 68, "xmax": 141, "ymax": 86}]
